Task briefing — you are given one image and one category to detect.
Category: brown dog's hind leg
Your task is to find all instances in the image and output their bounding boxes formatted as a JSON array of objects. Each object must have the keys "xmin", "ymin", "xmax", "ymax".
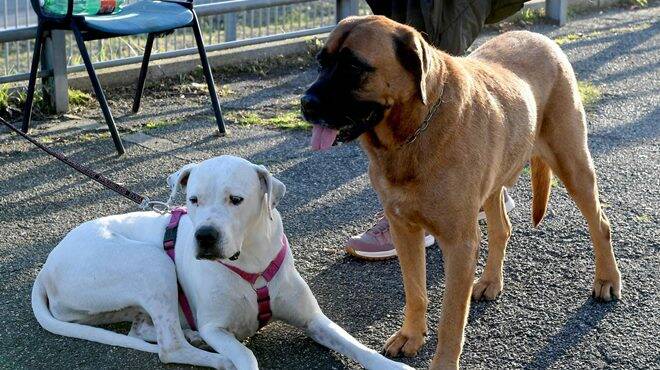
[
  {"xmin": 431, "ymin": 222, "xmax": 479, "ymax": 370},
  {"xmin": 383, "ymin": 213, "xmax": 428, "ymax": 358},
  {"xmin": 473, "ymin": 188, "xmax": 512, "ymax": 301},
  {"xmin": 540, "ymin": 90, "xmax": 621, "ymax": 301}
]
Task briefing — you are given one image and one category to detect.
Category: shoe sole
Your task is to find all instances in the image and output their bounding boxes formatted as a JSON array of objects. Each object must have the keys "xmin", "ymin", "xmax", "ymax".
[
  {"xmin": 347, "ymin": 196, "xmax": 516, "ymax": 260},
  {"xmin": 346, "ymin": 235, "xmax": 436, "ymax": 261}
]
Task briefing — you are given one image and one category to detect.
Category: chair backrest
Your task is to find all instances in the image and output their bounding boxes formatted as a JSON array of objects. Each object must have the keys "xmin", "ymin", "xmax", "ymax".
[{"xmin": 29, "ymin": 0, "xmax": 45, "ymax": 17}]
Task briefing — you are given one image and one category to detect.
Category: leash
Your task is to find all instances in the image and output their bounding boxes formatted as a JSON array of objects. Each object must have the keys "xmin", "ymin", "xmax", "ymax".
[{"xmin": 0, "ymin": 117, "xmax": 170, "ymax": 213}]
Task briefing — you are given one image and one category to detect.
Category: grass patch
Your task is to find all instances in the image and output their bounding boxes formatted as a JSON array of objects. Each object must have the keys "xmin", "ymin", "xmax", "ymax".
[
  {"xmin": 554, "ymin": 23, "xmax": 651, "ymax": 46},
  {"xmin": 144, "ymin": 118, "xmax": 179, "ymax": 131},
  {"xmin": 79, "ymin": 131, "xmax": 110, "ymax": 142},
  {"xmin": 38, "ymin": 135, "xmax": 57, "ymax": 144},
  {"xmin": 634, "ymin": 214, "xmax": 652, "ymax": 223},
  {"xmin": 0, "ymin": 84, "xmax": 9, "ymax": 112},
  {"xmin": 578, "ymin": 81, "xmax": 602, "ymax": 107},
  {"xmin": 228, "ymin": 110, "xmax": 310, "ymax": 131},
  {"xmin": 555, "ymin": 33, "xmax": 589, "ymax": 45},
  {"xmin": 520, "ymin": 8, "xmax": 545, "ymax": 24},
  {"xmin": 68, "ymin": 89, "xmax": 92, "ymax": 106}
]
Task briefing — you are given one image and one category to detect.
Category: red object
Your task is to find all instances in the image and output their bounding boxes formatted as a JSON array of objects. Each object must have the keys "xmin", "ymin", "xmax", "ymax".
[{"xmin": 163, "ymin": 207, "xmax": 289, "ymax": 330}]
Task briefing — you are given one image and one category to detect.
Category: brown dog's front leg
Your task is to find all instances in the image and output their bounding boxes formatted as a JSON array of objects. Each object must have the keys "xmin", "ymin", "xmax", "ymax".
[
  {"xmin": 431, "ymin": 228, "xmax": 479, "ymax": 370},
  {"xmin": 384, "ymin": 213, "xmax": 428, "ymax": 358}
]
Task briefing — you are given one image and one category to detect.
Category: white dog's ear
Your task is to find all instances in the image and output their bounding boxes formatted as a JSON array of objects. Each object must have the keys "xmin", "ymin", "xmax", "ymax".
[
  {"xmin": 167, "ymin": 163, "xmax": 197, "ymax": 204},
  {"xmin": 255, "ymin": 165, "xmax": 286, "ymax": 220}
]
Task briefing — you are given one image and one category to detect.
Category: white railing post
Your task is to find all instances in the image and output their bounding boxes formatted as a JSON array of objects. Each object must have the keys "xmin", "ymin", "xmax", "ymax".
[
  {"xmin": 41, "ymin": 30, "xmax": 68, "ymax": 112},
  {"xmin": 224, "ymin": 13, "xmax": 237, "ymax": 41},
  {"xmin": 336, "ymin": 0, "xmax": 358, "ymax": 23},
  {"xmin": 546, "ymin": 0, "xmax": 567, "ymax": 26}
]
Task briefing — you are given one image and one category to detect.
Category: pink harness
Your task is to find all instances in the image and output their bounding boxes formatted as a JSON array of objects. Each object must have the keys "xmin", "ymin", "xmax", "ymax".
[{"xmin": 163, "ymin": 207, "xmax": 289, "ymax": 330}]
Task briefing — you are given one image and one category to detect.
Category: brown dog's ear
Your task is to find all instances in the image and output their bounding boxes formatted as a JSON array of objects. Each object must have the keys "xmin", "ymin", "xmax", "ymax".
[{"xmin": 393, "ymin": 29, "xmax": 430, "ymax": 105}]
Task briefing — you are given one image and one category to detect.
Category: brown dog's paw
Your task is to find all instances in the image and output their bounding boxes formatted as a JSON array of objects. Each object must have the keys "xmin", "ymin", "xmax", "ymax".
[
  {"xmin": 592, "ymin": 277, "xmax": 621, "ymax": 302},
  {"xmin": 472, "ymin": 278, "xmax": 503, "ymax": 301},
  {"xmin": 383, "ymin": 329, "xmax": 426, "ymax": 357}
]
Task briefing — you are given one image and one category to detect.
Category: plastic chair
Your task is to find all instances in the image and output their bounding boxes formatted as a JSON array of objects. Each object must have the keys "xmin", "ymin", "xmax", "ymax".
[{"xmin": 24, "ymin": 0, "xmax": 226, "ymax": 154}]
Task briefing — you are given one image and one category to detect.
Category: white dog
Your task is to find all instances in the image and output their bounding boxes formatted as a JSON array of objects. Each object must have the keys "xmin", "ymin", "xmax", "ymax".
[{"xmin": 32, "ymin": 155, "xmax": 410, "ymax": 370}]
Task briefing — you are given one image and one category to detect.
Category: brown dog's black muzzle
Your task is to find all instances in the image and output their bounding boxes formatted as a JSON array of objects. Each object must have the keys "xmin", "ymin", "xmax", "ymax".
[{"xmin": 300, "ymin": 93, "xmax": 324, "ymax": 125}]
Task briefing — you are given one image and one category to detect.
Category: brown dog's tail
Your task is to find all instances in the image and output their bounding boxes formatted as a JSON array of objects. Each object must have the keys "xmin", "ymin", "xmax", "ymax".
[{"xmin": 531, "ymin": 156, "xmax": 552, "ymax": 227}]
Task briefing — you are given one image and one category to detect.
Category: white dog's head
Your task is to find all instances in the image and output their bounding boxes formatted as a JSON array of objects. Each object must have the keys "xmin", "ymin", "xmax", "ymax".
[{"xmin": 167, "ymin": 155, "xmax": 285, "ymax": 261}]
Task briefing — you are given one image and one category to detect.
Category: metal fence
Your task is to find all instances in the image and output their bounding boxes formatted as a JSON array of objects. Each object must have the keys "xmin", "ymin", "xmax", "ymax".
[{"xmin": 0, "ymin": 0, "xmax": 371, "ymax": 85}]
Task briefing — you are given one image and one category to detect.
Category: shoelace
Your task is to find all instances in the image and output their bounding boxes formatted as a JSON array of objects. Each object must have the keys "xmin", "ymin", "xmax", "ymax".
[{"xmin": 367, "ymin": 212, "xmax": 391, "ymax": 244}]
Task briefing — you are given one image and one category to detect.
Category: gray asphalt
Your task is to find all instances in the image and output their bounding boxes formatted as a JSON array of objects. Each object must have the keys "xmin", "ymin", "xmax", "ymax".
[{"xmin": 1, "ymin": 5, "xmax": 659, "ymax": 369}]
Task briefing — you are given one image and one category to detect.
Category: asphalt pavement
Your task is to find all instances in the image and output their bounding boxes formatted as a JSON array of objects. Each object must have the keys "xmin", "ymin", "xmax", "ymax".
[{"xmin": 0, "ymin": 4, "xmax": 658, "ymax": 369}]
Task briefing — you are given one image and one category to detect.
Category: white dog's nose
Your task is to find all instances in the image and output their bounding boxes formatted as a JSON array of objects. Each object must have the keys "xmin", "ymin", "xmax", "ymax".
[
  {"xmin": 195, "ymin": 226, "xmax": 220, "ymax": 260},
  {"xmin": 195, "ymin": 226, "xmax": 219, "ymax": 244}
]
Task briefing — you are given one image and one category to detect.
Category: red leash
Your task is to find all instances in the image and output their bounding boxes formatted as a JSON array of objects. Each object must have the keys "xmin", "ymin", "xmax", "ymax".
[{"xmin": 0, "ymin": 117, "xmax": 169, "ymax": 212}]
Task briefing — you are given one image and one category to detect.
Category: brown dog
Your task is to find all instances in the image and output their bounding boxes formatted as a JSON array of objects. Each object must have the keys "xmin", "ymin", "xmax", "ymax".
[{"xmin": 301, "ymin": 15, "xmax": 621, "ymax": 369}]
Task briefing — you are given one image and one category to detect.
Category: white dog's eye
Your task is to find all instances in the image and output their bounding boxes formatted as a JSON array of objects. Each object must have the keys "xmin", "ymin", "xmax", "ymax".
[
  {"xmin": 229, "ymin": 195, "xmax": 244, "ymax": 206},
  {"xmin": 189, "ymin": 196, "xmax": 198, "ymax": 205}
]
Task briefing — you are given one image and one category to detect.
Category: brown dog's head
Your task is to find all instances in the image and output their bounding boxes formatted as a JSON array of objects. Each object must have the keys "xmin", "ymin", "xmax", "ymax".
[{"xmin": 302, "ymin": 16, "xmax": 432, "ymax": 150}]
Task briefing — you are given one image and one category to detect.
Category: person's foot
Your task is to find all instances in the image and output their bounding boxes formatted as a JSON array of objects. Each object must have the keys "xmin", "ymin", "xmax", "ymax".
[
  {"xmin": 346, "ymin": 190, "xmax": 516, "ymax": 260},
  {"xmin": 345, "ymin": 211, "xmax": 436, "ymax": 260}
]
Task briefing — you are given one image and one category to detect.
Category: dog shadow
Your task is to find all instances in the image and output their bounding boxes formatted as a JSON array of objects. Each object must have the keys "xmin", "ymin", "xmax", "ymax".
[{"xmin": 523, "ymin": 298, "xmax": 617, "ymax": 369}]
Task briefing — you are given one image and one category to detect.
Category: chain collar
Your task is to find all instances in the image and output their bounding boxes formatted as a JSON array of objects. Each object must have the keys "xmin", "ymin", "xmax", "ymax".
[{"xmin": 401, "ymin": 83, "xmax": 446, "ymax": 147}]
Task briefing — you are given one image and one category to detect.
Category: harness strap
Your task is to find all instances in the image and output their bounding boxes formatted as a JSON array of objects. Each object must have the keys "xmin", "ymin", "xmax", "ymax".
[
  {"xmin": 219, "ymin": 234, "xmax": 289, "ymax": 328},
  {"xmin": 163, "ymin": 207, "xmax": 288, "ymax": 330},
  {"xmin": 163, "ymin": 207, "xmax": 197, "ymax": 330}
]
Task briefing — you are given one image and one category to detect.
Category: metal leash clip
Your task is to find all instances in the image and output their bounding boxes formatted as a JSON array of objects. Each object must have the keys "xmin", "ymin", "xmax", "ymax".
[{"xmin": 139, "ymin": 198, "xmax": 172, "ymax": 214}]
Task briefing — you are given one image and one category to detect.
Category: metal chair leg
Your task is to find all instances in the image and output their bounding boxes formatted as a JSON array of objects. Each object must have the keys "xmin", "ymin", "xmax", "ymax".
[
  {"xmin": 191, "ymin": 15, "xmax": 226, "ymax": 135},
  {"xmin": 132, "ymin": 32, "xmax": 155, "ymax": 113},
  {"xmin": 71, "ymin": 23, "xmax": 125, "ymax": 155},
  {"xmin": 22, "ymin": 26, "xmax": 45, "ymax": 133}
]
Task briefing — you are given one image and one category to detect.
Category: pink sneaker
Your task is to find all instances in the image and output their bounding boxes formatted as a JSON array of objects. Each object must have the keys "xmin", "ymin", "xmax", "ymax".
[
  {"xmin": 346, "ymin": 190, "xmax": 515, "ymax": 260},
  {"xmin": 345, "ymin": 212, "xmax": 436, "ymax": 260}
]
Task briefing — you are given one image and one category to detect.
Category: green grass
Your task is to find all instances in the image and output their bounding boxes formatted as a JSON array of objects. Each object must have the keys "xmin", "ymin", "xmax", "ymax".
[
  {"xmin": 144, "ymin": 118, "xmax": 181, "ymax": 131},
  {"xmin": 634, "ymin": 214, "xmax": 652, "ymax": 223},
  {"xmin": 520, "ymin": 8, "xmax": 545, "ymax": 24},
  {"xmin": 68, "ymin": 89, "xmax": 92, "ymax": 106},
  {"xmin": 228, "ymin": 110, "xmax": 310, "ymax": 131},
  {"xmin": 79, "ymin": 131, "xmax": 110, "ymax": 142},
  {"xmin": 0, "ymin": 84, "xmax": 9, "ymax": 112},
  {"xmin": 554, "ymin": 23, "xmax": 651, "ymax": 46},
  {"xmin": 577, "ymin": 81, "xmax": 602, "ymax": 107},
  {"xmin": 555, "ymin": 33, "xmax": 589, "ymax": 45}
]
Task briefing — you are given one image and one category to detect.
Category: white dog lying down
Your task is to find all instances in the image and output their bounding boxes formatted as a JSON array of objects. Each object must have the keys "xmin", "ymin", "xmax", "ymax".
[{"xmin": 32, "ymin": 155, "xmax": 410, "ymax": 370}]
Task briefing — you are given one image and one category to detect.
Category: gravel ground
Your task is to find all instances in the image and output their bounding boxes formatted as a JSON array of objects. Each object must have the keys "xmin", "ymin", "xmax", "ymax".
[{"xmin": 1, "ymin": 5, "xmax": 658, "ymax": 369}]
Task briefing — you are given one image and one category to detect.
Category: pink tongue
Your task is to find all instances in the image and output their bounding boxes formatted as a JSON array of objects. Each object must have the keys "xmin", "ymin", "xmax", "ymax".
[{"xmin": 310, "ymin": 125, "xmax": 339, "ymax": 151}]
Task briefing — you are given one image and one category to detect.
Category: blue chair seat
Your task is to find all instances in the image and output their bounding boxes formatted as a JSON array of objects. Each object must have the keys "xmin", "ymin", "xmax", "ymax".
[{"xmin": 83, "ymin": 0, "xmax": 193, "ymax": 36}]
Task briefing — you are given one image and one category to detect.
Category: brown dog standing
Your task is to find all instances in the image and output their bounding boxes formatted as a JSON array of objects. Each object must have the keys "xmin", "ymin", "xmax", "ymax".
[{"xmin": 301, "ymin": 15, "xmax": 621, "ymax": 369}]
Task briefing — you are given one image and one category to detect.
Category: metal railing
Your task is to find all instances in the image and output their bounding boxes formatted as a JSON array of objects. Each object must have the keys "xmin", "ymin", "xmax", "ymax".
[
  {"xmin": 0, "ymin": 0, "xmax": 370, "ymax": 85},
  {"xmin": 0, "ymin": 0, "xmax": 567, "ymax": 109}
]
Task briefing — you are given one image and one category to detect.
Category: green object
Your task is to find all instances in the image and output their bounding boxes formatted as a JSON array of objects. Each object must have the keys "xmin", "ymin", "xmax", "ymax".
[{"xmin": 42, "ymin": 0, "xmax": 124, "ymax": 16}]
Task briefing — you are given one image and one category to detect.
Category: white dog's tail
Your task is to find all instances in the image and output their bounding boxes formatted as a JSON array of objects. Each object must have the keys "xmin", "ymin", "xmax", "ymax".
[{"xmin": 31, "ymin": 276, "xmax": 159, "ymax": 353}]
